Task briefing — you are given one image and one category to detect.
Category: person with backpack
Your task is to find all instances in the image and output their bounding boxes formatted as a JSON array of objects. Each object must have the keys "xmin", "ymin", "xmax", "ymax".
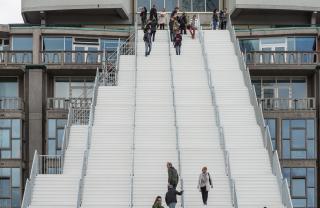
[
  {"xmin": 174, "ymin": 30, "xmax": 182, "ymax": 55},
  {"xmin": 140, "ymin": 7, "xmax": 148, "ymax": 30},
  {"xmin": 179, "ymin": 12, "xmax": 187, "ymax": 35},
  {"xmin": 150, "ymin": 4, "xmax": 158, "ymax": 22},
  {"xmin": 143, "ymin": 23, "xmax": 152, "ymax": 56},
  {"xmin": 150, "ymin": 16, "xmax": 158, "ymax": 42},
  {"xmin": 167, "ymin": 162, "xmax": 179, "ymax": 189},
  {"xmin": 212, "ymin": 9, "xmax": 219, "ymax": 30},
  {"xmin": 197, "ymin": 167, "xmax": 213, "ymax": 206},
  {"xmin": 152, "ymin": 196, "xmax": 165, "ymax": 208},
  {"xmin": 165, "ymin": 185, "xmax": 183, "ymax": 208}
]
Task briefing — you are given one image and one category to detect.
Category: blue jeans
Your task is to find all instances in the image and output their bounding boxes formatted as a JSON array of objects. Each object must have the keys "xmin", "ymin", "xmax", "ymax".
[
  {"xmin": 212, "ymin": 20, "xmax": 218, "ymax": 30},
  {"xmin": 169, "ymin": 203, "xmax": 177, "ymax": 208}
]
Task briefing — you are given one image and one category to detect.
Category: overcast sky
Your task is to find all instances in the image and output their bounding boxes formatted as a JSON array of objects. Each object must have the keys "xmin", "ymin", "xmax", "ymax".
[{"xmin": 0, "ymin": 0, "xmax": 23, "ymax": 24}]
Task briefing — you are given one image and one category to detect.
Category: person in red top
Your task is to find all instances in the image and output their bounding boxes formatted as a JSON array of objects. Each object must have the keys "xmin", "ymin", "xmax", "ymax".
[{"xmin": 173, "ymin": 30, "xmax": 182, "ymax": 55}]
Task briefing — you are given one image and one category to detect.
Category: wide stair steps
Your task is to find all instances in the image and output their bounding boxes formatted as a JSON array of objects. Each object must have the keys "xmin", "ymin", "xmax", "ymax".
[
  {"xmin": 81, "ymin": 55, "xmax": 135, "ymax": 208},
  {"xmin": 204, "ymin": 30, "xmax": 283, "ymax": 208},
  {"xmin": 170, "ymin": 33, "xmax": 232, "ymax": 208},
  {"xmin": 133, "ymin": 30, "xmax": 180, "ymax": 208},
  {"xmin": 29, "ymin": 125, "xmax": 88, "ymax": 208}
]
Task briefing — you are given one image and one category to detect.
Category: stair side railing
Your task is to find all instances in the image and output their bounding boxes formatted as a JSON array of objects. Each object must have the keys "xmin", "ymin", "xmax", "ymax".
[
  {"xmin": 167, "ymin": 26, "xmax": 185, "ymax": 208},
  {"xmin": 76, "ymin": 67, "xmax": 100, "ymax": 207},
  {"xmin": 129, "ymin": 16, "xmax": 138, "ymax": 208},
  {"xmin": 197, "ymin": 14, "xmax": 238, "ymax": 208},
  {"xmin": 102, "ymin": 33, "xmax": 136, "ymax": 86},
  {"xmin": 21, "ymin": 151, "xmax": 39, "ymax": 208},
  {"xmin": 227, "ymin": 15, "xmax": 293, "ymax": 208}
]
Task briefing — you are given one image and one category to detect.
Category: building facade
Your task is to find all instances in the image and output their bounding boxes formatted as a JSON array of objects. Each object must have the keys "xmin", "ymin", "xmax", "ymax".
[{"xmin": 0, "ymin": 0, "xmax": 319, "ymax": 207}]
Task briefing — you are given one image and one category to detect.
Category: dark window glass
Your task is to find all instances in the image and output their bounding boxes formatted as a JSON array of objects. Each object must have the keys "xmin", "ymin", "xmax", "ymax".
[
  {"xmin": 0, "ymin": 199, "xmax": 11, "ymax": 207},
  {"xmin": 292, "ymin": 199, "xmax": 306, "ymax": 207},
  {"xmin": 282, "ymin": 140, "xmax": 290, "ymax": 159},
  {"xmin": 11, "ymin": 119, "xmax": 20, "ymax": 139},
  {"xmin": 11, "ymin": 168, "xmax": 20, "ymax": 187},
  {"xmin": 295, "ymin": 37, "xmax": 316, "ymax": 51},
  {"xmin": 206, "ymin": 0, "xmax": 219, "ymax": 11},
  {"xmin": 239, "ymin": 39, "xmax": 259, "ymax": 52},
  {"xmin": 292, "ymin": 79, "xmax": 306, "ymax": 99},
  {"xmin": 0, "ymin": 168, "xmax": 10, "ymax": 177},
  {"xmin": 0, "ymin": 129, "xmax": 10, "ymax": 148},
  {"xmin": 291, "ymin": 120, "xmax": 305, "ymax": 128},
  {"xmin": 292, "ymin": 178, "xmax": 306, "ymax": 197},
  {"xmin": 291, "ymin": 129, "xmax": 305, "ymax": 149},
  {"xmin": 48, "ymin": 119, "xmax": 56, "ymax": 138},
  {"xmin": 48, "ymin": 139, "xmax": 56, "ymax": 155},
  {"xmin": 43, "ymin": 37, "xmax": 64, "ymax": 51},
  {"xmin": 12, "ymin": 36, "xmax": 32, "ymax": 50},
  {"xmin": 12, "ymin": 188, "xmax": 20, "ymax": 208},
  {"xmin": 11, "ymin": 140, "xmax": 20, "ymax": 159},
  {"xmin": 192, "ymin": 0, "xmax": 205, "ymax": 11},
  {"xmin": 138, "ymin": 0, "xmax": 151, "ymax": 10},
  {"xmin": 153, "ymin": 0, "xmax": 164, "ymax": 9},
  {"xmin": 307, "ymin": 188, "xmax": 315, "ymax": 207},
  {"xmin": 0, "ymin": 77, "xmax": 18, "ymax": 97},
  {"xmin": 0, "ymin": 119, "xmax": 11, "ymax": 128},
  {"xmin": 306, "ymin": 120, "xmax": 314, "ymax": 139},
  {"xmin": 179, "ymin": 0, "xmax": 191, "ymax": 11},
  {"xmin": 251, "ymin": 80, "xmax": 261, "ymax": 98},
  {"xmin": 0, "ymin": 178, "xmax": 10, "ymax": 197},
  {"xmin": 166, "ymin": 0, "xmax": 178, "ymax": 12},
  {"xmin": 57, "ymin": 129, "xmax": 64, "ymax": 149},
  {"xmin": 307, "ymin": 168, "xmax": 315, "ymax": 187}
]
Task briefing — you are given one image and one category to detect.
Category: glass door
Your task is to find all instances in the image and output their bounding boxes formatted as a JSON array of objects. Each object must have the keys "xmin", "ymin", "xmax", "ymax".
[
  {"xmin": 73, "ymin": 44, "xmax": 99, "ymax": 64},
  {"xmin": 260, "ymin": 38, "xmax": 287, "ymax": 64}
]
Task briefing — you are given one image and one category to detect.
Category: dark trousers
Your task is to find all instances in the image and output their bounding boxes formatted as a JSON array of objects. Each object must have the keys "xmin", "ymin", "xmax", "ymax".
[
  {"xmin": 201, "ymin": 187, "xmax": 208, "ymax": 205},
  {"xmin": 175, "ymin": 45, "xmax": 181, "ymax": 55},
  {"xmin": 151, "ymin": 31, "xmax": 156, "ymax": 42},
  {"xmin": 160, "ymin": 24, "xmax": 165, "ymax": 30},
  {"xmin": 170, "ymin": 30, "xmax": 174, "ymax": 42},
  {"xmin": 180, "ymin": 26, "xmax": 186, "ymax": 34}
]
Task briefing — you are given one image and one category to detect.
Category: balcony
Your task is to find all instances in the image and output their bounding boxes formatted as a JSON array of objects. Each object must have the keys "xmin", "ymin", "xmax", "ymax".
[
  {"xmin": 258, "ymin": 98, "xmax": 316, "ymax": 111},
  {"xmin": 47, "ymin": 98, "xmax": 92, "ymax": 110},
  {"xmin": 0, "ymin": 51, "xmax": 33, "ymax": 66},
  {"xmin": 40, "ymin": 51, "xmax": 105, "ymax": 66},
  {"xmin": 0, "ymin": 97, "xmax": 24, "ymax": 111},
  {"xmin": 246, "ymin": 51, "xmax": 320, "ymax": 66}
]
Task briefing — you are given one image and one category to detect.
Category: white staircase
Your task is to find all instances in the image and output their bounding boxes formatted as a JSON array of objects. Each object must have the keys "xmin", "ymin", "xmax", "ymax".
[
  {"xmin": 170, "ymin": 32, "xmax": 233, "ymax": 207},
  {"xmin": 133, "ymin": 30, "xmax": 180, "ymax": 208},
  {"xmin": 29, "ymin": 125, "xmax": 88, "ymax": 208},
  {"xmin": 81, "ymin": 56, "xmax": 135, "ymax": 208},
  {"xmin": 204, "ymin": 30, "xmax": 283, "ymax": 208}
]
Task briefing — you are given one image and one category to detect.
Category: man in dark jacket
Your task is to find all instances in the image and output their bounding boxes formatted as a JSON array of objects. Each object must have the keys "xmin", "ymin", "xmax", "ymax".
[
  {"xmin": 143, "ymin": 23, "xmax": 152, "ymax": 56},
  {"xmin": 165, "ymin": 185, "xmax": 183, "ymax": 208},
  {"xmin": 179, "ymin": 13, "xmax": 187, "ymax": 34},
  {"xmin": 140, "ymin": 7, "xmax": 147, "ymax": 30},
  {"xmin": 150, "ymin": 4, "xmax": 158, "ymax": 22},
  {"xmin": 167, "ymin": 162, "xmax": 179, "ymax": 189},
  {"xmin": 150, "ymin": 17, "xmax": 158, "ymax": 42},
  {"xmin": 169, "ymin": 17, "xmax": 174, "ymax": 42}
]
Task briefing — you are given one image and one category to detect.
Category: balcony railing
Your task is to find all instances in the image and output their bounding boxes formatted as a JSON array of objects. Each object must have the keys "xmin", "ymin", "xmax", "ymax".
[
  {"xmin": 0, "ymin": 97, "xmax": 24, "ymax": 110},
  {"xmin": 40, "ymin": 51, "xmax": 105, "ymax": 65},
  {"xmin": 0, "ymin": 51, "xmax": 33, "ymax": 65},
  {"xmin": 246, "ymin": 51, "xmax": 320, "ymax": 65},
  {"xmin": 47, "ymin": 98, "xmax": 92, "ymax": 110},
  {"xmin": 258, "ymin": 98, "xmax": 316, "ymax": 111}
]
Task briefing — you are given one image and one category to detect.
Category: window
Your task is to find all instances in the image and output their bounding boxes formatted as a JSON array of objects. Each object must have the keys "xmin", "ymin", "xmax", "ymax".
[
  {"xmin": 11, "ymin": 36, "xmax": 32, "ymax": 64},
  {"xmin": 0, "ymin": 119, "xmax": 21, "ymax": 159},
  {"xmin": 137, "ymin": 0, "xmax": 219, "ymax": 12},
  {"xmin": 283, "ymin": 168, "xmax": 316, "ymax": 208},
  {"xmin": 0, "ymin": 77, "xmax": 18, "ymax": 97},
  {"xmin": 265, "ymin": 119, "xmax": 276, "ymax": 150},
  {"xmin": 47, "ymin": 119, "xmax": 67, "ymax": 155},
  {"xmin": 251, "ymin": 77, "xmax": 308, "ymax": 110},
  {"xmin": 54, "ymin": 77, "xmax": 94, "ymax": 99},
  {"xmin": 0, "ymin": 168, "xmax": 21, "ymax": 208},
  {"xmin": 281, "ymin": 119, "xmax": 316, "ymax": 159},
  {"xmin": 42, "ymin": 37, "xmax": 72, "ymax": 63}
]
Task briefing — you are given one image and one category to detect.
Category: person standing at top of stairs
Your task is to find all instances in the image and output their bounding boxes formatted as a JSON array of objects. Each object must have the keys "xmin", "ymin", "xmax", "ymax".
[
  {"xmin": 150, "ymin": 4, "xmax": 158, "ymax": 22},
  {"xmin": 197, "ymin": 167, "xmax": 213, "ymax": 206},
  {"xmin": 143, "ymin": 21, "xmax": 152, "ymax": 56},
  {"xmin": 167, "ymin": 162, "xmax": 179, "ymax": 189},
  {"xmin": 140, "ymin": 7, "xmax": 147, "ymax": 30},
  {"xmin": 189, "ymin": 15, "xmax": 197, "ymax": 39}
]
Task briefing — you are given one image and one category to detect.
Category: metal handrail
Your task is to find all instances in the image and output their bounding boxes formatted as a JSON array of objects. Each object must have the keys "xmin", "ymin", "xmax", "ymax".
[
  {"xmin": 21, "ymin": 151, "xmax": 39, "ymax": 208},
  {"xmin": 77, "ymin": 67, "xmax": 100, "ymax": 207},
  {"xmin": 227, "ymin": 14, "xmax": 293, "ymax": 208},
  {"xmin": 257, "ymin": 97, "xmax": 316, "ymax": 111},
  {"xmin": 129, "ymin": 15, "xmax": 138, "ymax": 208},
  {"xmin": 197, "ymin": 14, "xmax": 238, "ymax": 208},
  {"xmin": 167, "ymin": 25, "xmax": 185, "ymax": 208}
]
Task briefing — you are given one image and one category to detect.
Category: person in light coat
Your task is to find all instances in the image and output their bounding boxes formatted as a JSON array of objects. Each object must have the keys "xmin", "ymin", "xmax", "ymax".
[
  {"xmin": 197, "ymin": 167, "xmax": 213, "ymax": 206},
  {"xmin": 158, "ymin": 8, "xmax": 167, "ymax": 30}
]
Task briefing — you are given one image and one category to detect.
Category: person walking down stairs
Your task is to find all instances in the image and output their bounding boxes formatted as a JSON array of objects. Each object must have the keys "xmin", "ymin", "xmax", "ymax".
[
  {"xmin": 197, "ymin": 167, "xmax": 213, "ymax": 206},
  {"xmin": 173, "ymin": 31, "xmax": 182, "ymax": 55},
  {"xmin": 143, "ymin": 24, "xmax": 152, "ymax": 56},
  {"xmin": 152, "ymin": 196, "xmax": 165, "ymax": 208},
  {"xmin": 150, "ymin": 4, "xmax": 158, "ymax": 22},
  {"xmin": 150, "ymin": 16, "xmax": 158, "ymax": 42},
  {"xmin": 165, "ymin": 185, "xmax": 184, "ymax": 208},
  {"xmin": 167, "ymin": 162, "xmax": 179, "ymax": 189}
]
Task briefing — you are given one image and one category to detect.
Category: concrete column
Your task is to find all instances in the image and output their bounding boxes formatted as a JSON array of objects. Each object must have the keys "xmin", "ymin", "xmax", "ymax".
[
  {"xmin": 27, "ymin": 66, "xmax": 46, "ymax": 168},
  {"xmin": 32, "ymin": 29, "xmax": 41, "ymax": 64}
]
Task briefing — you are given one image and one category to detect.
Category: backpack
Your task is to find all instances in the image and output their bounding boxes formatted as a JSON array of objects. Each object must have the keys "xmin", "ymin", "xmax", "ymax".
[
  {"xmin": 143, "ymin": 32, "xmax": 148, "ymax": 41},
  {"xmin": 171, "ymin": 168, "xmax": 179, "ymax": 185}
]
